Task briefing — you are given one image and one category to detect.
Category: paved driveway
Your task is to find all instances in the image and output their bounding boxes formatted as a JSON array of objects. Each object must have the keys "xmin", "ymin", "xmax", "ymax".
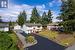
[{"xmin": 26, "ymin": 34, "xmax": 66, "ymax": 50}]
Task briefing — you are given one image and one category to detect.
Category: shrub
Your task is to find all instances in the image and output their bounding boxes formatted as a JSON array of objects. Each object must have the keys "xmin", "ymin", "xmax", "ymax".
[
  {"xmin": 0, "ymin": 32, "xmax": 12, "ymax": 50},
  {"xmin": 0, "ymin": 31, "xmax": 18, "ymax": 50},
  {"xmin": 25, "ymin": 36, "xmax": 35, "ymax": 43}
]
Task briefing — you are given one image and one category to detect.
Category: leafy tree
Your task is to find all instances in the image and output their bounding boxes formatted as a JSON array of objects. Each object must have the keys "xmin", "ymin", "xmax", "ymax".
[
  {"xmin": 17, "ymin": 12, "xmax": 25, "ymax": 27},
  {"xmin": 30, "ymin": 7, "xmax": 41, "ymax": 23},
  {"xmin": 47, "ymin": 10, "xmax": 52, "ymax": 23}
]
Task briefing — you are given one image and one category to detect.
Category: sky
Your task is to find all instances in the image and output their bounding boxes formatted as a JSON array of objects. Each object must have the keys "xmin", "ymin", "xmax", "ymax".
[{"xmin": 0, "ymin": 0, "xmax": 62, "ymax": 22}]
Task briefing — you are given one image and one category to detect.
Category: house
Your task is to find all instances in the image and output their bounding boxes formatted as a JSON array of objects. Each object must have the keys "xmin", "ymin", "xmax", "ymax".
[
  {"xmin": 47, "ymin": 23, "xmax": 59, "ymax": 30},
  {"xmin": 0, "ymin": 23, "xmax": 9, "ymax": 31},
  {"xmin": 22, "ymin": 23, "xmax": 42, "ymax": 34},
  {"xmin": 14, "ymin": 24, "xmax": 21, "ymax": 30}
]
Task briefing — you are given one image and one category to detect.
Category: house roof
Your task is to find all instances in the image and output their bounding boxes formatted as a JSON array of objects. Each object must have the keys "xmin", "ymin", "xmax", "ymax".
[
  {"xmin": 0, "ymin": 23, "xmax": 9, "ymax": 28},
  {"xmin": 47, "ymin": 23, "xmax": 59, "ymax": 26},
  {"xmin": 25, "ymin": 23, "xmax": 42, "ymax": 26}
]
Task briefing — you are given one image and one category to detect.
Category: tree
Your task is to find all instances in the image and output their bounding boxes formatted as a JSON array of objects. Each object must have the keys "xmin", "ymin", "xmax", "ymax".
[
  {"xmin": 17, "ymin": 12, "xmax": 25, "ymax": 27},
  {"xmin": 0, "ymin": 16, "xmax": 2, "ymax": 22},
  {"xmin": 47, "ymin": 10, "xmax": 52, "ymax": 23},
  {"xmin": 21, "ymin": 10, "xmax": 27, "ymax": 22},
  {"xmin": 41, "ymin": 10, "xmax": 52, "ymax": 26},
  {"xmin": 30, "ymin": 7, "xmax": 41, "ymax": 23},
  {"xmin": 9, "ymin": 21, "xmax": 13, "ymax": 32},
  {"xmin": 41, "ymin": 12, "xmax": 48, "ymax": 26},
  {"xmin": 58, "ymin": 0, "xmax": 75, "ymax": 32}
]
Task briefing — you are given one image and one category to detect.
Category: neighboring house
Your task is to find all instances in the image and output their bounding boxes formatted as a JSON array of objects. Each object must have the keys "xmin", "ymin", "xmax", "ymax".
[
  {"xmin": 0, "ymin": 23, "xmax": 9, "ymax": 31},
  {"xmin": 14, "ymin": 24, "xmax": 21, "ymax": 30},
  {"xmin": 22, "ymin": 23, "xmax": 42, "ymax": 34},
  {"xmin": 47, "ymin": 23, "xmax": 59, "ymax": 30}
]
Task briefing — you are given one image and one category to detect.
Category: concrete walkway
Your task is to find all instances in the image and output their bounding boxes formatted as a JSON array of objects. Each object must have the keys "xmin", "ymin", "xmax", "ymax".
[
  {"xmin": 14, "ymin": 30, "xmax": 37, "ymax": 48},
  {"xmin": 14, "ymin": 30, "xmax": 26, "ymax": 48}
]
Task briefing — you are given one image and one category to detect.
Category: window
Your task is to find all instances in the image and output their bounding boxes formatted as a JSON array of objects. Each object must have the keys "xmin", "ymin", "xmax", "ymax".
[{"xmin": 37, "ymin": 26, "xmax": 40, "ymax": 28}]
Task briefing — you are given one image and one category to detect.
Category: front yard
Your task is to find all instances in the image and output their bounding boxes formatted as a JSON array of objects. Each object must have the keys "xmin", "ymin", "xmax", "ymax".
[{"xmin": 39, "ymin": 30, "xmax": 75, "ymax": 47}]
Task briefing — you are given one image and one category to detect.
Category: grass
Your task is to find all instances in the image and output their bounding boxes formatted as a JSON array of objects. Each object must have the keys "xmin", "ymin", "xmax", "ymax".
[
  {"xmin": 39, "ymin": 30, "xmax": 58, "ymax": 40},
  {"xmin": 59, "ymin": 37, "xmax": 75, "ymax": 46}
]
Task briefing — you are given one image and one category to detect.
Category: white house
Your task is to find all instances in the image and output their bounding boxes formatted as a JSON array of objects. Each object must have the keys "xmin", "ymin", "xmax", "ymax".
[
  {"xmin": 14, "ymin": 24, "xmax": 21, "ymax": 30},
  {"xmin": 0, "ymin": 23, "xmax": 9, "ymax": 31},
  {"xmin": 47, "ymin": 23, "xmax": 59, "ymax": 30},
  {"xmin": 22, "ymin": 23, "xmax": 42, "ymax": 34}
]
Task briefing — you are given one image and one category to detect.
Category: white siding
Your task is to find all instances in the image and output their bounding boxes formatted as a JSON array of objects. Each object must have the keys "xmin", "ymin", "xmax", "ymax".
[
  {"xmin": 0, "ymin": 27, "xmax": 9, "ymax": 31},
  {"xmin": 4, "ymin": 27, "xmax": 9, "ymax": 31},
  {"xmin": 47, "ymin": 25, "xmax": 58, "ymax": 30},
  {"xmin": 14, "ymin": 25, "xmax": 21, "ymax": 30},
  {"xmin": 22, "ymin": 25, "xmax": 42, "ymax": 34}
]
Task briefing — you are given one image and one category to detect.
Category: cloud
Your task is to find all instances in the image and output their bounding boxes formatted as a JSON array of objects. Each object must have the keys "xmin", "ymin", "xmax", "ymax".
[
  {"xmin": 0, "ymin": 3, "xmax": 47, "ymax": 22},
  {"xmin": 49, "ymin": 0, "xmax": 61, "ymax": 7},
  {"xmin": 0, "ymin": 2, "xmax": 61, "ymax": 22},
  {"xmin": 49, "ymin": 2, "xmax": 53, "ymax": 7},
  {"xmin": 51, "ymin": 10, "xmax": 61, "ymax": 22},
  {"xmin": 36, "ymin": 4, "xmax": 45, "ymax": 9}
]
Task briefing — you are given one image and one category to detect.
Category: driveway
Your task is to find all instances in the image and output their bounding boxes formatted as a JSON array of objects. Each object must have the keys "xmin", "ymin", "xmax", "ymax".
[{"xmin": 25, "ymin": 34, "xmax": 66, "ymax": 50}]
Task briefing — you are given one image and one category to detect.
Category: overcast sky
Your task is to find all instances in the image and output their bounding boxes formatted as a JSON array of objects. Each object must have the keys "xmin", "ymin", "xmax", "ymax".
[{"xmin": 0, "ymin": 0, "xmax": 62, "ymax": 22}]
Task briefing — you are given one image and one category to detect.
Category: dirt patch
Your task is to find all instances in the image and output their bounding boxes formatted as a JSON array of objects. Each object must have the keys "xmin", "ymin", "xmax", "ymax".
[{"xmin": 56, "ymin": 34, "xmax": 72, "ymax": 41}]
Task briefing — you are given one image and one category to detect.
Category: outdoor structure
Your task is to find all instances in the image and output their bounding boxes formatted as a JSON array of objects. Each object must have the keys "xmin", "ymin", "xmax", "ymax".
[
  {"xmin": 22, "ymin": 23, "xmax": 42, "ymax": 34},
  {"xmin": 47, "ymin": 23, "xmax": 59, "ymax": 30},
  {"xmin": 0, "ymin": 23, "xmax": 9, "ymax": 31},
  {"xmin": 14, "ymin": 23, "xmax": 60, "ymax": 34},
  {"xmin": 14, "ymin": 24, "xmax": 21, "ymax": 30}
]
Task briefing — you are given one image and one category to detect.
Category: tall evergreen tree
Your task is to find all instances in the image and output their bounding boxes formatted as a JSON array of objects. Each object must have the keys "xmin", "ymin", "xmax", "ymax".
[
  {"xmin": 41, "ymin": 12, "xmax": 48, "ymax": 26},
  {"xmin": 21, "ymin": 10, "xmax": 27, "ymax": 22},
  {"xmin": 17, "ymin": 12, "xmax": 25, "ymax": 27},
  {"xmin": 47, "ymin": 10, "xmax": 52, "ymax": 23},
  {"xmin": 59, "ymin": 0, "xmax": 75, "ymax": 32},
  {"xmin": 30, "ymin": 7, "xmax": 40, "ymax": 23}
]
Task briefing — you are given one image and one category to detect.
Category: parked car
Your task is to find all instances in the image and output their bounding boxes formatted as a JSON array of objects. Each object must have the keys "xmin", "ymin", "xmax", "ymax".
[
  {"xmin": 20, "ymin": 31, "xmax": 28, "ymax": 37},
  {"xmin": 58, "ymin": 27, "xmax": 64, "ymax": 32}
]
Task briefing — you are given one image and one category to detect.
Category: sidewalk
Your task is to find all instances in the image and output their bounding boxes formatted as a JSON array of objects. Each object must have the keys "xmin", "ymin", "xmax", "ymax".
[
  {"xmin": 14, "ymin": 30, "xmax": 37, "ymax": 48},
  {"xmin": 65, "ymin": 44, "xmax": 75, "ymax": 50}
]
